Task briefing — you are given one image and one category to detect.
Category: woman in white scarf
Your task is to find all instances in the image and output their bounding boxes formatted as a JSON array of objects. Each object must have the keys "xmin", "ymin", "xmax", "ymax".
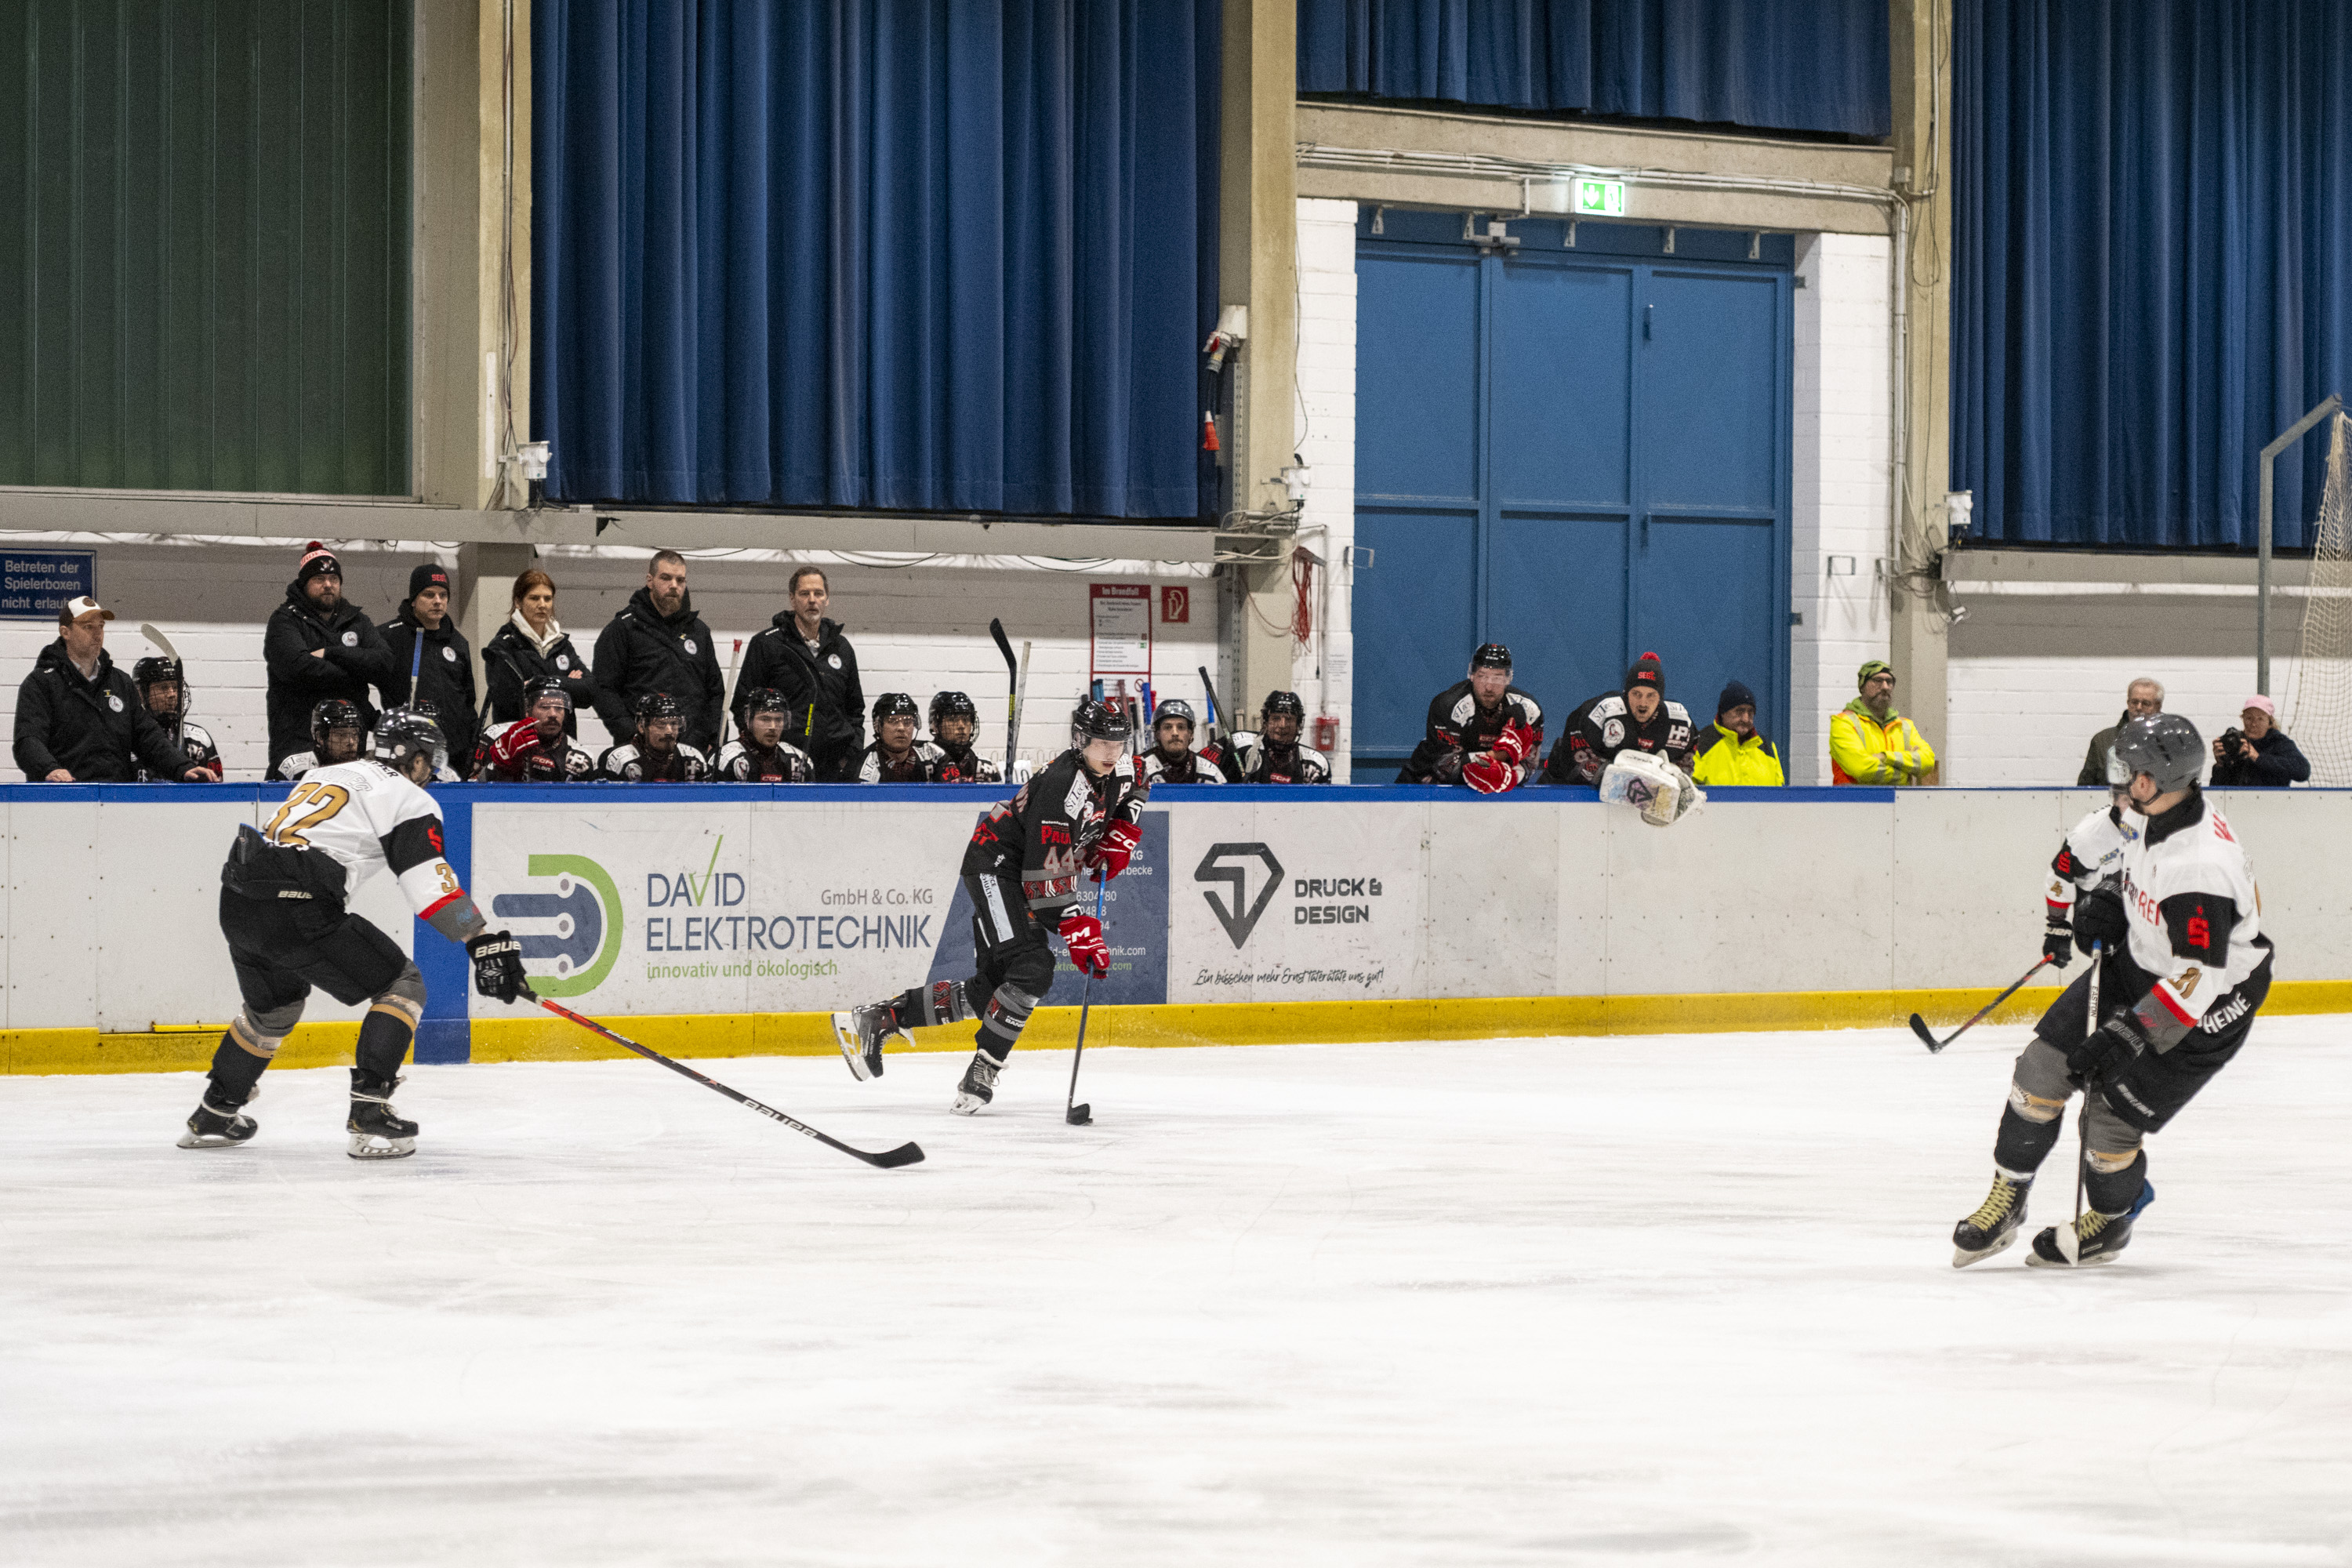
[{"xmin": 481, "ymin": 568, "xmax": 599, "ymax": 734}]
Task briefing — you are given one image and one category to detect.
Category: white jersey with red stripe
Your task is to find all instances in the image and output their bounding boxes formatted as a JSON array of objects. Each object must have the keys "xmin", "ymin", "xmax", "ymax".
[
  {"xmin": 257, "ymin": 759, "xmax": 466, "ymax": 922},
  {"xmin": 2114, "ymin": 792, "xmax": 2267, "ymax": 1027},
  {"xmin": 2045, "ymin": 802, "xmax": 2132, "ymax": 916}
]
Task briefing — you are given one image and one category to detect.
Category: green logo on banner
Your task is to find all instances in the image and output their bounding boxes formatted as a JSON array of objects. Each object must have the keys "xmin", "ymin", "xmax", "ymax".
[{"xmin": 488, "ymin": 854, "xmax": 625, "ymax": 997}]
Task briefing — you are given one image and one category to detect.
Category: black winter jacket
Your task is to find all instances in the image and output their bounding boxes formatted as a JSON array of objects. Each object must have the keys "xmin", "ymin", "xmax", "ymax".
[
  {"xmin": 591, "ymin": 587, "xmax": 724, "ymax": 752},
  {"xmin": 2210, "ymin": 728, "xmax": 2310, "ymax": 787},
  {"xmin": 383, "ymin": 601, "xmax": 480, "ymax": 764},
  {"xmin": 262, "ymin": 583, "xmax": 396, "ymax": 771},
  {"xmin": 13, "ymin": 642, "xmax": 194, "ymax": 782},
  {"xmin": 482, "ymin": 619, "xmax": 599, "ymax": 735},
  {"xmin": 731, "ymin": 612, "xmax": 865, "ymax": 779}
]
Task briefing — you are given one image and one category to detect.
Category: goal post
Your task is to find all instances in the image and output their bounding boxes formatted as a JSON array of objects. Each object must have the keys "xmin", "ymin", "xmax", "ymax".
[{"xmin": 2281, "ymin": 412, "xmax": 2352, "ymax": 785}]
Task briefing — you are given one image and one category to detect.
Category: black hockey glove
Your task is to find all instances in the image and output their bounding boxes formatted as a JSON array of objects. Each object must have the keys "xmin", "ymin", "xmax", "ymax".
[
  {"xmin": 2042, "ymin": 909, "xmax": 2073, "ymax": 969},
  {"xmin": 1432, "ymin": 749, "xmax": 1466, "ymax": 786},
  {"xmin": 2065, "ymin": 1009, "xmax": 2151, "ymax": 1087},
  {"xmin": 2072, "ymin": 885, "xmax": 2129, "ymax": 958},
  {"xmin": 466, "ymin": 930, "xmax": 528, "ymax": 1004}
]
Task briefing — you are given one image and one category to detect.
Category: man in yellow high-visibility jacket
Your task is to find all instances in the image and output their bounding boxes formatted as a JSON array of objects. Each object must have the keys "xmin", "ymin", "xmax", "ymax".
[{"xmin": 1831, "ymin": 659, "xmax": 1936, "ymax": 785}]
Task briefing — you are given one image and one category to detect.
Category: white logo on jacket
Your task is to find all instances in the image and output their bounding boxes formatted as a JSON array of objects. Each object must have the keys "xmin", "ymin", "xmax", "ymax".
[
  {"xmin": 341, "ymin": 631, "xmax": 358, "ymax": 648},
  {"xmin": 442, "ymin": 645, "xmax": 458, "ymax": 662},
  {"xmin": 107, "ymin": 693, "xmax": 124, "ymax": 712}
]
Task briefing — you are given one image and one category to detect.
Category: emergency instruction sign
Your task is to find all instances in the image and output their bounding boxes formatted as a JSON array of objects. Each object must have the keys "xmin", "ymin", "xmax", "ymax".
[
  {"xmin": 1089, "ymin": 582, "xmax": 1151, "ymax": 679},
  {"xmin": 1, "ymin": 551, "xmax": 94, "ymax": 620}
]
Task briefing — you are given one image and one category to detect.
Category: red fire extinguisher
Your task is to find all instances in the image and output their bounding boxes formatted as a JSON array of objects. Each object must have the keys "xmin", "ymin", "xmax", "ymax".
[{"xmin": 1311, "ymin": 714, "xmax": 1339, "ymax": 753}]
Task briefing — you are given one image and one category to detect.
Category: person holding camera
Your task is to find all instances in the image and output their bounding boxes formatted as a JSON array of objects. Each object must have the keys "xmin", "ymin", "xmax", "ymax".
[{"xmin": 2209, "ymin": 695, "xmax": 2308, "ymax": 787}]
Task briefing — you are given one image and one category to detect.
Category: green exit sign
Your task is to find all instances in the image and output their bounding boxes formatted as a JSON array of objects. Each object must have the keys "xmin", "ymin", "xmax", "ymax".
[{"xmin": 1573, "ymin": 178, "xmax": 1627, "ymax": 216}]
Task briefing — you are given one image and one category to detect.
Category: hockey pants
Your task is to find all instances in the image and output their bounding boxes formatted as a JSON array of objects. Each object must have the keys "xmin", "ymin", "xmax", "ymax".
[
  {"xmin": 893, "ymin": 874, "xmax": 1056, "ymax": 1062},
  {"xmin": 209, "ymin": 889, "xmax": 426, "ymax": 1105}
]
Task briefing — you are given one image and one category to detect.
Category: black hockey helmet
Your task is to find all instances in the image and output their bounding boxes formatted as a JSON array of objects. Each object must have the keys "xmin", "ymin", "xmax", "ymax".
[
  {"xmin": 132, "ymin": 655, "xmax": 190, "ymax": 717},
  {"xmin": 1471, "ymin": 642, "xmax": 1513, "ymax": 672},
  {"xmin": 372, "ymin": 706, "xmax": 448, "ymax": 777},
  {"xmin": 873, "ymin": 691, "xmax": 921, "ymax": 725},
  {"xmin": 744, "ymin": 686, "xmax": 792, "ymax": 717},
  {"xmin": 524, "ymin": 676, "xmax": 573, "ymax": 714},
  {"xmin": 929, "ymin": 690, "xmax": 978, "ymax": 728},
  {"xmin": 1261, "ymin": 691, "xmax": 1307, "ymax": 721},
  {"xmin": 310, "ymin": 698, "xmax": 366, "ymax": 748},
  {"xmin": 633, "ymin": 689, "xmax": 684, "ymax": 721},
  {"xmin": 1154, "ymin": 697, "xmax": 1197, "ymax": 735},
  {"xmin": 1072, "ymin": 697, "xmax": 1132, "ymax": 746},
  {"xmin": 2114, "ymin": 713, "xmax": 2204, "ymax": 794}
]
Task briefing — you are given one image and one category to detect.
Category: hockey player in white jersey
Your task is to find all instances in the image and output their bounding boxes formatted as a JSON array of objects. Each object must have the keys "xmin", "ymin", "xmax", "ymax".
[
  {"xmin": 177, "ymin": 708, "xmax": 528, "ymax": 1159},
  {"xmin": 2038, "ymin": 788, "xmax": 2133, "ymax": 970},
  {"xmin": 1951, "ymin": 714, "xmax": 2274, "ymax": 1267},
  {"xmin": 1137, "ymin": 698, "xmax": 1223, "ymax": 786},
  {"xmin": 716, "ymin": 688, "xmax": 818, "ymax": 782},
  {"xmin": 270, "ymin": 698, "xmax": 368, "ymax": 781}
]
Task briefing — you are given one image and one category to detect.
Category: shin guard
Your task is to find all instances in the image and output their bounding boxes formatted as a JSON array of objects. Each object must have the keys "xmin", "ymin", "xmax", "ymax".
[
  {"xmin": 205, "ymin": 1014, "xmax": 284, "ymax": 1106},
  {"xmin": 355, "ymin": 993, "xmax": 421, "ymax": 1081},
  {"xmin": 2084, "ymin": 1148, "xmax": 2149, "ymax": 1215}
]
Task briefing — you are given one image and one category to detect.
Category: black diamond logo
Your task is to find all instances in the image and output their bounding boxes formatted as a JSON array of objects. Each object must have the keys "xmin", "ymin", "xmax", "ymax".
[{"xmin": 1195, "ymin": 842, "xmax": 1284, "ymax": 949}]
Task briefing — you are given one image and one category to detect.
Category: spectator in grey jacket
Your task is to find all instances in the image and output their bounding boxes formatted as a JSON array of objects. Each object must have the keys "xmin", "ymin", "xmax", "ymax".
[{"xmin": 2077, "ymin": 677, "xmax": 2164, "ymax": 787}]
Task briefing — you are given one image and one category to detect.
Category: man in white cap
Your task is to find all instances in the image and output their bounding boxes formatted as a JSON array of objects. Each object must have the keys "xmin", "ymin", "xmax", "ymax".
[
  {"xmin": 2209, "ymin": 694, "xmax": 2309, "ymax": 787},
  {"xmin": 13, "ymin": 597, "xmax": 211, "ymax": 782}
]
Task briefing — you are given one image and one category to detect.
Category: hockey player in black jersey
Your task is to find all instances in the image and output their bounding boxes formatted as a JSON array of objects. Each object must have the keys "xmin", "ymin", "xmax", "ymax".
[
  {"xmin": 132, "ymin": 655, "xmax": 223, "ymax": 782},
  {"xmin": 597, "ymin": 691, "xmax": 711, "ymax": 782},
  {"xmin": 1951, "ymin": 714, "xmax": 2274, "ymax": 1268},
  {"xmin": 179, "ymin": 709, "xmax": 528, "ymax": 1160},
  {"xmin": 717, "ymin": 688, "xmax": 818, "ymax": 782},
  {"xmin": 1138, "ymin": 698, "xmax": 1224, "ymax": 786},
  {"xmin": 1396, "ymin": 642, "xmax": 1544, "ymax": 792},
  {"xmin": 832, "ymin": 699, "xmax": 1148, "ymax": 1112},
  {"xmin": 924, "ymin": 691, "xmax": 1002, "ymax": 783},
  {"xmin": 474, "ymin": 680, "xmax": 598, "ymax": 782},
  {"xmin": 1216, "ymin": 691, "xmax": 1329, "ymax": 784},
  {"xmin": 270, "ymin": 699, "xmax": 368, "ymax": 781},
  {"xmin": 858, "ymin": 692, "xmax": 938, "ymax": 782},
  {"xmin": 1541, "ymin": 651, "xmax": 1695, "ymax": 785}
]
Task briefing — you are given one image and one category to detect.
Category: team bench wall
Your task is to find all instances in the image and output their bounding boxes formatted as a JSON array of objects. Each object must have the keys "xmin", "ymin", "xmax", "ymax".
[{"xmin": 4, "ymin": 785, "xmax": 2347, "ymax": 1074}]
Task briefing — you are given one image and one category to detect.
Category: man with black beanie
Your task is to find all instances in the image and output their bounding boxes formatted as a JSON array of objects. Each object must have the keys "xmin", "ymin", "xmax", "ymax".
[
  {"xmin": 1541, "ymin": 651, "xmax": 1696, "ymax": 786},
  {"xmin": 383, "ymin": 562, "xmax": 480, "ymax": 768},
  {"xmin": 262, "ymin": 542, "xmax": 395, "ymax": 778},
  {"xmin": 1690, "ymin": 680, "xmax": 1785, "ymax": 786}
]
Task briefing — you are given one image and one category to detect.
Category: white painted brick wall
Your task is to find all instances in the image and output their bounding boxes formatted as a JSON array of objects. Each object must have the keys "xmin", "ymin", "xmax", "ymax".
[
  {"xmin": 1296, "ymin": 196, "xmax": 1359, "ymax": 782},
  {"xmin": 1791, "ymin": 231, "xmax": 1893, "ymax": 784},
  {"xmin": 1, "ymin": 537, "xmax": 1214, "ymax": 780}
]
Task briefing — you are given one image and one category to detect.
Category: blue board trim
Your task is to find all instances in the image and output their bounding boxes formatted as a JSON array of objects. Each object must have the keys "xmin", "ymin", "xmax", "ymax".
[{"xmin": 412, "ymin": 795, "xmax": 473, "ymax": 1064}]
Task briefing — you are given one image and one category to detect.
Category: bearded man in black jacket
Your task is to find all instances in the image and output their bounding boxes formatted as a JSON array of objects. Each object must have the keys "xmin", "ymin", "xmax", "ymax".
[
  {"xmin": 262, "ymin": 543, "xmax": 396, "ymax": 779},
  {"xmin": 591, "ymin": 550, "xmax": 725, "ymax": 753}
]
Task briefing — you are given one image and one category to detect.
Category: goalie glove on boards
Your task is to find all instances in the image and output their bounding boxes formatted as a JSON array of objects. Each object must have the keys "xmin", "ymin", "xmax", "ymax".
[
  {"xmin": 1059, "ymin": 909, "xmax": 1110, "ymax": 978},
  {"xmin": 1087, "ymin": 817, "xmax": 1142, "ymax": 883},
  {"xmin": 467, "ymin": 931, "xmax": 528, "ymax": 1004}
]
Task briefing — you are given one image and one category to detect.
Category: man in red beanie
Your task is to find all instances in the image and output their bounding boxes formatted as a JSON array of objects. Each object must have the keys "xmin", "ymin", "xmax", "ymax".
[{"xmin": 1539, "ymin": 650, "xmax": 1697, "ymax": 786}]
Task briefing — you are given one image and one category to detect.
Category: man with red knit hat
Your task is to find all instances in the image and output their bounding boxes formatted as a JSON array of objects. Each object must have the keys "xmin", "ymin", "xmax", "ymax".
[
  {"xmin": 1540, "ymin": 650, "xmax": 1697, "ymax": 786},
  {"xmin": 263, "ymin": 542, "xmax": 395, "ymax": 779}
]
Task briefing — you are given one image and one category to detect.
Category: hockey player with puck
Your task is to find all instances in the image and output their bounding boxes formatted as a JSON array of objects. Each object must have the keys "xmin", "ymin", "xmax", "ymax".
[
  {"xmin": 858, "ymin": 693, "xmax": 938, "ymax": 782},
  {"xmin": 924, "ymin": 691, "xmax": 1001, "ymax": 783},
  {"xmin": 717, "ymin": 688, "xmax": 818, "ymax": 782},
  {"xmin": 271, "ymin": 699, "xmax": 369, "ymax": 782},
  {"xmin": 1137, "ymin": 698, "xmax": 1223, "ymax": 786},
  {"xmin": 132, "ymin": 656, "xmax": 223, "ymax": 782},
  {"xmin": 473, "ymin": 679, "xmax": 598, "ymax": 782},
  {"xmin": 177, "ymin": 708, "xmax": 528, "ymax": 1160},
  {"xmin": 1396, "ymin": 642, "xmax": 1544, "ymax": 792},
  {"xmin": 1216, "ymin": 691, "xmax": 1329, "ymax": 784},
  {"xmin": 598, "ymin": 691, "xmax": 710, "ymax": 782},
  {"xmin": 1541, "ymin": 652, "xmax": 1695, "ymax": 786},
  {"xmin": 1951, "ymin": 713, "xmax": 2274, "ymax": 1268},
  {"xmin": 832, "ymin": 699, "xmax": 1147, "ymax": 1112}
]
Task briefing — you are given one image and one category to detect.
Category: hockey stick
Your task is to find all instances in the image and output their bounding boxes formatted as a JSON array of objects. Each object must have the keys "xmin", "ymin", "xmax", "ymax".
[
  {"xmin": 989, "ymin": 619, "xmax": 1019, "ymax": 776},
  {"xmin": 528, "ymin": 989, "xmax": 925, "ymax": 1168},
  {"xmin": 1065, "ymin": 879, "xmax": 1107, "ymax": 1126},
  {"xmin": 138, "ymin": 622, "xmax": 182, "ymax": 664},
  {"xmin": 717, "ymin": 637, "xmax": 743, "ymax": 750},
  {"xmin": 1908, "ymin": 957, "xmax": 2053, "ymax": 1053},
  {"xmin": 1197, "ymin": 664, "xmax": 1226, "ymax": 745},
  {"xmin": 2060, "ymin": 944, "xmax": 2103, "ymax": 1265}
]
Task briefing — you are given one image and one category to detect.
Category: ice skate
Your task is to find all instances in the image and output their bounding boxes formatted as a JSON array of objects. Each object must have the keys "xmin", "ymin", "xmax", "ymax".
[
  {"xmin": 176, "ymin": 1094, "xmax": 257, "ymax": 1149},
  {"xmin": 347, "ymin": 1071, "xmax": 417, "ymax": 1160},
  {"xmin": 2027, "ymin": 1181, "xmax": 2154, "ymax": 1267},
  {"xmin": 952, "ymin": 1050, "xmax": 1003, "ymax": 1115},
  {"xmin": 1951, "ymin": 1171, "xmax": 2031, "ymax": 1267},
  {"xmin": 830, "ymin": 1001, "xmax": 906, "ymax": 1082}
]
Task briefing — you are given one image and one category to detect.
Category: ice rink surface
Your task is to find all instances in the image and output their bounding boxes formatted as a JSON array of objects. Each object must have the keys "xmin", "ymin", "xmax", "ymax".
[{"xmin": 4, "ymin": 1021, "xmax": 2350, "ymax": 1567}]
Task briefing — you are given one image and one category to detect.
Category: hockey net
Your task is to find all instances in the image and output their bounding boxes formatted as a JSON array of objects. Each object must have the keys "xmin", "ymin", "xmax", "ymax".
[{"xmin": 2283, "ymin": 413, "xmax": 2352, "ymax": 784}]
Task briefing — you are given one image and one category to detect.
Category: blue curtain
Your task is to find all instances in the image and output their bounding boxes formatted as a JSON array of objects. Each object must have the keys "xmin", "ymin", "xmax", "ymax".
[
  {"xmin": 1952, "ymin": 0, "xmax": 2352, "ymax": 548},
  {"xmin": 1295, "ymin": 0, "xmax": 1889, "ymax": 137},
  {"xmin": 535, "ymin": 1, "xmax": 1218, "ymax": 517}
]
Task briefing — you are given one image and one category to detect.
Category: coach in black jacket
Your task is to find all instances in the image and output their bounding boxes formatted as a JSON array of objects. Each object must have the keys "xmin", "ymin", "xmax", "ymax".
[
  {"xmin": 731, "ymin": 566, "xmax": 865, "ymax": 780},
  {"xmin": 382, "ymin": 562, "xmax": 480, "ymax": 766},
  {"xmin": 591, "ymin": 550, "xmax": 724, "ymax": 752},
  {"xmin": 14, "ymin": 597, "xmax": 207, "ymax": 782},
  {"xmin": 262, "ymin": 543, "xmax": 396, "ymax": 775}
]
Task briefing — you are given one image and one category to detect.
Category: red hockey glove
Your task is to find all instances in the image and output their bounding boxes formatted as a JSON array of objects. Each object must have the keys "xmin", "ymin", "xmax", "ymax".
[
  {"xmin": 1463, "ymin": 754, "xmax": 1523, "ymax": 794},
  {"xmin": 1059, "ymin": 909, "xmax": 1110, "ymax": 977},
  {"xmin": 1493, "ymin": 719, "xmax": 1538, "ymax": 766},
  {"xmin": 1087, "ymin": 818, "xmax": 1142, "ymax": 882}
]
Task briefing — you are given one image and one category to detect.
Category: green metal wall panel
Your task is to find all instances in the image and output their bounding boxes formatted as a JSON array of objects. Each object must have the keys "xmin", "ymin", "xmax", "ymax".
[{"xmin": 0, "ymin": 1, "xmax": 411, "ymax": 495}]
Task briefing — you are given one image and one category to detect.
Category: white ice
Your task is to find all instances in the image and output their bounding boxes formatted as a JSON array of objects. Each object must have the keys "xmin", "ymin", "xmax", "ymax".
[{"xmin": 4, "ymin": 1022, "xmax": 2351, "ymax": 1566}]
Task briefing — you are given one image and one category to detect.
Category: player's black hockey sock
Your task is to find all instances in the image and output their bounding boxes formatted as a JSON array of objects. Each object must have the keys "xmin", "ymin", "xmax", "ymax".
[
  {"xmin": 205, "ymin": 1026, "xmax": 272, "ymax": 1107},
  {"xmin": 1992, "ymin": 1103, "xmax": 2064, "ymax": 1174},
  {"xmin": 354, "ymin": 1004, "xmax": 416, "ymax": 1081},
  {"xmin": 894, "ymin": 978, "xmax": 986, "ymax": 1031},
  {"xmin": 2084, "ymin": 1148, "xmax": 2148, "ymax": 1214}
]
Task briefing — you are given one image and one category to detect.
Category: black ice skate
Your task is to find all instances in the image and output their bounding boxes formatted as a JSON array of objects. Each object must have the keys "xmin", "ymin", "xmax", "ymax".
[
  {"xmin": 347, "ymin": 1071, "xmax": 418, "ymax": 1160},
  {"xmin": 1951, "ymin": 1171, "xmax": 2031, "ymax": 1268},
  {"xmin": 829, "ymin": 1002, "xmax": 906, "ymax": 1082},
  {"xmin": 176, "ymin": 1093, "xmax": 257, "ymax": 1149},
  {"xmin": 952, "ymin": 1050, "xmax": 1003, "ymax": 1116},
  {"xmin": 2026, "ymin": 1180, "xmax": 2154, "ymax": 1267}
]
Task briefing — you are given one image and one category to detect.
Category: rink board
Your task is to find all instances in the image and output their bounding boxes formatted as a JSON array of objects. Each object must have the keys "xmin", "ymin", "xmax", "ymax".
[{"xmin": 5, "ymin": 782, "xmax": 2351, "ymax": 1071}]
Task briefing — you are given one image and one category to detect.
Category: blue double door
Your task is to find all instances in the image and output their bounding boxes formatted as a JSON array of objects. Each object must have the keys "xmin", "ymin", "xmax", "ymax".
[{"xmin": 1351, "ymin": 216, "xmax": 1792, "ymax": 778}]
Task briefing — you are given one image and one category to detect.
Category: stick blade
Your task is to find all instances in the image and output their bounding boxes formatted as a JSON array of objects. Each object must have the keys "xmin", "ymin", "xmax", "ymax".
[
  {"xmin": 1908, "ymin": 1013, "xmax": 1944, "ymax": 1052},
  {"xmin": 1065, "ymin": 1104, "xmax": 1091, "ymax": 1126},
  {"xmin": 860, "ymin": 1141, "xmax": 927, "ymax": 1169}
]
